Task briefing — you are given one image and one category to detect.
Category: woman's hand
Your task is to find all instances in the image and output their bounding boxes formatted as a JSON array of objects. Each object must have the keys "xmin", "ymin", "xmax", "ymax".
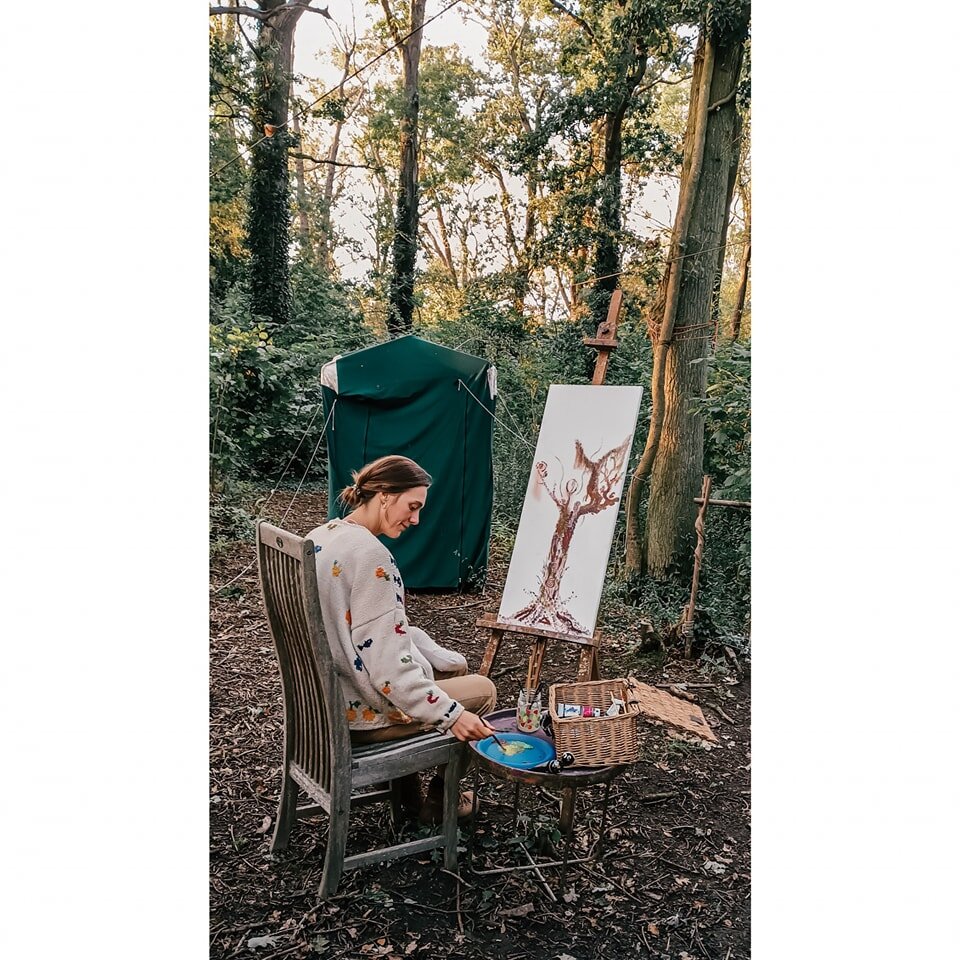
[{"xmin": 449, "ymin": 710, "xmax": 496, "ymax": 742}]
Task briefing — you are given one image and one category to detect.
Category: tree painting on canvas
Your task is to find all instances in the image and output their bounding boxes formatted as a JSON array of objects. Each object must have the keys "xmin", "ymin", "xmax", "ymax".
[{"xmin": 498, "ymin": 385, "xmax": 643, "ymax": 638}]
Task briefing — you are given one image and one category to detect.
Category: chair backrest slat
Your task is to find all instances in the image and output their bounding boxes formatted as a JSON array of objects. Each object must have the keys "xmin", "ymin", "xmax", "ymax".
[{"xmin": 257, "ymin": 522, "xmax": 351, "ymax": 792}]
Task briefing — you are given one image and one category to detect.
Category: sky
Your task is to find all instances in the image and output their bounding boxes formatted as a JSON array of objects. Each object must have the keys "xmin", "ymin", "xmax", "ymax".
[{"xmin": 290, "ymin": 0, "xmax": 679, "ymax": 283}]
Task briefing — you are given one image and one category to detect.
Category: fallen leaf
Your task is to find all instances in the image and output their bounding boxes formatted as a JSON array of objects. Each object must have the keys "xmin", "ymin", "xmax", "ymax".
[
  {"xmin": 405, "ymin": 942, "xmax": 418, "ymax": 955},
  {"xmin": 562, "ymin": 890, "xmax": 578, "ymax": 904},
  {"xmin": 500, "ymin": 902, "xmax": 535, "ymax": 918},
  {"xmin": 255, "ymin": 816, "xmax": 272, "ymax": 834},
  {"xmin": 647, "ymin": 923, "xmax": 660, "ymax": 937},
  {"xmin": 702, "ymin": 860, "xmax": 728, "ymax": 876},
  {"xmin": 558, "ymin": 954, "xmax": 577, "ymax": 960},
  {"xmin": 248, "ymin": 934, "xmax": 280, "ymax": 949},
  {"xmin": 674, "ymin": 875, "xmax": 692, "ymax": 886}
]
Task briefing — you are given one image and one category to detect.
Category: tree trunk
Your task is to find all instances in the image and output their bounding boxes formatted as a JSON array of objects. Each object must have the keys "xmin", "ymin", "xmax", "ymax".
[
  {"xmin": 247, "ymin": 1, "xmax": 306, "ymax": 325},
  {"xmin": 590, "ymin": 63, "xmax": 643, "ymax": 332},
  {"xmin": 386, "ymin": 0, "xmax": 427, "ymax": 336},
  {"xmin": 730, "ymin": 239, "xmax": 750, "ymax": 339},
  {"xmin": 711, "ymin": 111, "xmax": 743, "ymax": 345},
  {"xmin": 318, "ymin": 47, "xmax": 354, "ymax": 269},
  {"xmin": 643, "ymin": 7, "xmax": 750, "ymax": 577},
  {"xmin": 290, "ymin": 100, "xmax": 312, "ymax": 257}
]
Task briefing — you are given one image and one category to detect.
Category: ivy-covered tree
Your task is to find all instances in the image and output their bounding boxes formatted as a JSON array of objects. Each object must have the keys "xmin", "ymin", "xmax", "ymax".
[{"xmin": 210, "ymin": 2, "xmax": 333, "ymax": 325}]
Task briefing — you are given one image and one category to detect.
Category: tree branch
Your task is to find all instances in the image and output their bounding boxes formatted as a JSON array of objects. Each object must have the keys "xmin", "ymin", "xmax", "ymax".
[
  {"xmin": 545, "ymin": 0, "xmax": 594, "ymax": 40},
  {"xmin": 378, "ymin": 0, "xmax": 403, "ymax": 46},
  {"xmin": 708, "ymin": 88, "xmax": 737, "ymax": 112},
  {"xmin": 209, "ymin": 2, "xmax": 331, "ymax": 20},
  {"xmin": 288, "ymin": 152, "xmax": 373, "ymax": 170}
]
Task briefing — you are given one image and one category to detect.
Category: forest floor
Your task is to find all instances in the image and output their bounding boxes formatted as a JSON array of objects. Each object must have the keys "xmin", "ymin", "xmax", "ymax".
[{"xmin": 210, "ymin": 490, "xmax": 751, "ymax": 960}]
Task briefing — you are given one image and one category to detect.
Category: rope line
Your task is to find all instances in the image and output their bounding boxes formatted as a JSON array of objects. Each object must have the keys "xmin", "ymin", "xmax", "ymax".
[
  {"xmin": 573, "ymin": 236, "xmax": 749, "ymax": 288},
  {"xmin": 457, "ymin": 379, "xmax": 536, "ymax": 451},
  {"xmin": 211, "ymin": 398, "xmax": 337, "ymax": 595},
  {"xmin": 211, "ymin": 0, "xmax": 465, "ymax": 179}
]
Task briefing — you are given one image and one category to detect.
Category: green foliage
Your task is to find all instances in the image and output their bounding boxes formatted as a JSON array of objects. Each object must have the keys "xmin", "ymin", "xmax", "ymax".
[
  {"xmin": 689, "ymin": 339, "xmax": 751, "ymax": 499},
  {"xmin": 210, "ymin": 268, "xmax": 369, "ymax": 487}
]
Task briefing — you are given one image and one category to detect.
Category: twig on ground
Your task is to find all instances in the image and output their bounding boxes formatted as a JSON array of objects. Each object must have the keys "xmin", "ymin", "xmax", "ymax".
[
  {"xmin": 705, "ymin": 701, "xmax": 735, "ymax": 724},
  {"xmin": 432, "ymin": 598, "xmax": 489, "ymax": 611}
]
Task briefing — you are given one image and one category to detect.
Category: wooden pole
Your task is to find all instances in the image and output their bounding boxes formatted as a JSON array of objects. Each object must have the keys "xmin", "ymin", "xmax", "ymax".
[
  {"xmin": 694, "ymin": 496, "xmax": 750, "ymax": 509},
  {"xmin": 681, "ymin": 475, "xmax": 712, "ymax": 659},
  {"xmin": 584, "ymin": 288, "xmax": 622, "ymax": 385}
]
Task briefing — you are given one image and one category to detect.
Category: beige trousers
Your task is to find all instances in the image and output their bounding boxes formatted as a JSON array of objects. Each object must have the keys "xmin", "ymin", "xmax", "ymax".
[{"xmin": 350, "ymin": 667, "xmax": 497, "ymax": 745}]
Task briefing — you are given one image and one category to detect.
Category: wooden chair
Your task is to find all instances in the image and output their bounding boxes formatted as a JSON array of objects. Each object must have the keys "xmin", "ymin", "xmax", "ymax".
[{"xmin": 256, "ymin": 521, "xmax": 467, "ymax": 899}]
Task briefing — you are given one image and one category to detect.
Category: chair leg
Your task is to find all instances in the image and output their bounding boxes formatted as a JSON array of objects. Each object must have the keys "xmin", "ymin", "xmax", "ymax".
[
  {"xmin": 389, "ymin": 779, "xmax": 404, "ymax": 828},
  {"xmin": 270, "ymin": 770, "xmax": 300, "ymax": 853},
  {"xmin": 318, "ymin": 797, "xmax": 350, "ymax": 900},
  {"xmin": 442, "ymin": 745, "xmax": 465, "ymax": 871}
]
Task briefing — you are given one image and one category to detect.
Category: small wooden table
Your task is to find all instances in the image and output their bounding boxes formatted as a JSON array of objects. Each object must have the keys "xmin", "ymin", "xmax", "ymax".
[{"xmin": 466, "ymin": 709, "xmax": 626, "ymax": 896}]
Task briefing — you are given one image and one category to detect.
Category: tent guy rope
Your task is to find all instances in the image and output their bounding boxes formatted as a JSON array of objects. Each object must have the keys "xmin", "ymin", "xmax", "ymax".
[{"xmin": 212, "ymin": 399, "xmax": 337, "ymax": 595}]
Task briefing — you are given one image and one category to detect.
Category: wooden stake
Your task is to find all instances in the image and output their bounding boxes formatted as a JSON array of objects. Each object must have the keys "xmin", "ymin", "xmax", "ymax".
[{"xmin": 681, "ymin": 475, "xmax": 712, "ymax": 659}]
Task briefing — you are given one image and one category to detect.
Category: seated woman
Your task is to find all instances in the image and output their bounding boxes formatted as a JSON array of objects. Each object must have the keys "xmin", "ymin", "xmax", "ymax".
[{"xmin": 306, "ymin": 455, "xmax": 497, "ymax": 825}]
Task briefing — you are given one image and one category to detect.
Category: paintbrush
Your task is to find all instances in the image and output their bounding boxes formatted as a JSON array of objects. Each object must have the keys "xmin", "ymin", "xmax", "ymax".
[{"xmin": 482, "ymin": 717, "xmax": 507, "ymax": 750}]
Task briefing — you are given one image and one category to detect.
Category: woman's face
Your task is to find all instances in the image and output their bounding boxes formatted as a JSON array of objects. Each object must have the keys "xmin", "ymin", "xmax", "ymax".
[{"xmin": 380, "ymin": 485, "xmax": 428, "ymax": 538}]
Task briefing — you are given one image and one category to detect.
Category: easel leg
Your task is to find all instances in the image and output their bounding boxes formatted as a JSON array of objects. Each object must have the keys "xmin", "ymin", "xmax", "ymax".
[
  {"xmin": 479, "ymin": 629, "xmax": 504, "ymax": 678},
  {"xmin": 577, "ymin": 645, "xmax": 601, "ymax": 681},
  {"xmin": 526, "ymin": 638, "xmax": 548, "ymax": 690}
]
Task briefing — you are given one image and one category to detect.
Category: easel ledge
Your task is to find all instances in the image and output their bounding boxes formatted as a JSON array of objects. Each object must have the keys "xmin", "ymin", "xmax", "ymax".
[{"xmin": 476, "ymin": 613, "xmax": 602, "ymax": 686}]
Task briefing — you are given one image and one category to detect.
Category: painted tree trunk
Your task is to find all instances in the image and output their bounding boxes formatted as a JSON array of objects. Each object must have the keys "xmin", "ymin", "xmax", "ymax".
[
  {"xmin": 644, "ymin": 11, "xmax": 749, "ymax": 577},
  {"xmin": 507, "ymin": 435, "xmax": 632, "ymax": 635},
  {"xmin": 247, "ymin": 1, "xmax": 305, "ymax": 325},
  {"xmin": 387, "ymin": 0, "xmax": 426, "ymax": 336}
]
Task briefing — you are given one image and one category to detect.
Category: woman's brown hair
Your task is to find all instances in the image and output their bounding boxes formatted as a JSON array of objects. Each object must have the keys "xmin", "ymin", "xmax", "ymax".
[{"xmin": 339, "ymin": 455, "xmax": 432, "ymax": 508}]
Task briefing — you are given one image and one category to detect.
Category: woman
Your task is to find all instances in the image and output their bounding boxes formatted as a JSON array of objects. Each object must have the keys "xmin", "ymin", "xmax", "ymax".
[{"xmin": 306, "ymin": 455, "xmax": 497, "ymax": 824}]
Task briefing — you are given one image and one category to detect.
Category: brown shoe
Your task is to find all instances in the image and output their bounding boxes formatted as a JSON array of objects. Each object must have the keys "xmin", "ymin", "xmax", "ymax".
[
  {"xmin": 395, "ymin": 773, "xmax": 423, "ymax": 818},
  {"xmin": 418, "ymin": 783, "xmax": 477, "ymax": 826}
]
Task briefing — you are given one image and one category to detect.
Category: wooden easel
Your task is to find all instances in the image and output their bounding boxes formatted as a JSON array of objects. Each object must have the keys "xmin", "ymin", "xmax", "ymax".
[{"xmin": 477, "ymin": 290, "xmax": 624, "ymax": 689}]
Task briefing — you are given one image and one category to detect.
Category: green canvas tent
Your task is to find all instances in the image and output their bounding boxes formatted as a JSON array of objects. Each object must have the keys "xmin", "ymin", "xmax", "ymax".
[{"xmin": 320, "ymin": 335, "xmax": 496, "ymax": 589}]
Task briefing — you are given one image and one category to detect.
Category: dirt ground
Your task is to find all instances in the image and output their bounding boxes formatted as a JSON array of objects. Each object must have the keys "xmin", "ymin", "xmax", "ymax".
[{"xmin": 210, "ymin": 491, "xmax": 751, "ymax": 960}]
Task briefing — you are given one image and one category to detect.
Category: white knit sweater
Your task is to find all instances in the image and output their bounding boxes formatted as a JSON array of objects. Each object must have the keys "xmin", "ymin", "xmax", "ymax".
[{"xmin": 305, "ymin": 519, "xmax": 465, "ymax": 732}]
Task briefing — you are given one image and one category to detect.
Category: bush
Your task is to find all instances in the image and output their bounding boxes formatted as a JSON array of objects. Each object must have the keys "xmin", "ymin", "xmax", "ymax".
[{"xmin": 209, "ymin": 268, "xmax": 369, "ymax": 488}]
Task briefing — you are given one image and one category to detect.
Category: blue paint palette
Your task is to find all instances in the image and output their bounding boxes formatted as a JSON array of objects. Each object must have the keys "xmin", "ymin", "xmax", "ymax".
[{"xmin": 476, "ymin": 732, "xmax": 556, "ymax": 769}]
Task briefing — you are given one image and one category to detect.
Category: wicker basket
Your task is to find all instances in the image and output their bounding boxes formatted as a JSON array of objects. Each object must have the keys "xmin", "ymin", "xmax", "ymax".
[{"xmin": 548, "ymin": 677, "xmax": 642, "ymax": 766}]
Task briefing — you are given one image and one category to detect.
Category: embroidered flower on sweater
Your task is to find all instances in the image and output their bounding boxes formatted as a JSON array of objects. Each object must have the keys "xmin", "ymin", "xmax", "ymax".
[
  {"xmin": 357, "ymin": 637, "xmax": 373, "ymax": 650},
  {"xmin": 346, "ymin": 701, "xmax": 360, "ymax": 722},
  {"xmin": 345, "ymin": 609, "xmax": 351, "ymax": 625},
  {"xmin": 394, "ymin": 623, "xmax": 406, "ymax": 635},
  {"xmin": 354, "ymin": 655, "xmax": 364, "ymax": 671},
  {"xmin": 426, "ymin": 691, "xmax": 439, "ymax": 704},
  {"xmin": 361, "ymin": 706, "xmax": 379, "ymax": 721},
  {"xmin": 374, "ymin": 566, "xmax": 390, "ymax": 581},
  {"xmin": 381, "ymin": 681, "xmax": 392, "ymax": 695},
  {"xmin": 388, "ymin": 708, "xmax": 413, "ymax": 724},
  {"xmin": 331, "ymin": 561, "xmax": 342, "ymax": 577}
]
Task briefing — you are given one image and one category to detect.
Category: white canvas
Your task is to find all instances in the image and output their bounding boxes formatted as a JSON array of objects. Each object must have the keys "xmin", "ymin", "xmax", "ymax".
[{"xmin": 498, "ymin": 384, "xmax": 644, "ymax": 638}]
